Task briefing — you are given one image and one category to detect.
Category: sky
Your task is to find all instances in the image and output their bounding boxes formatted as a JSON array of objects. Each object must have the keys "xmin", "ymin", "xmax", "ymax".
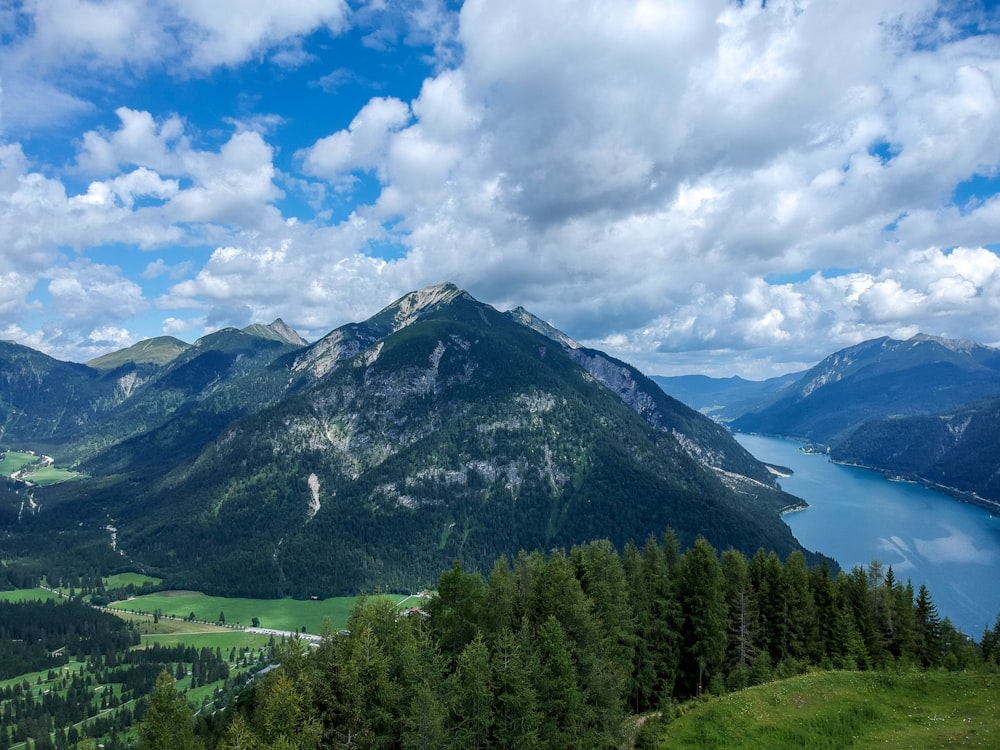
[{"xmin": 1, "ymin": 0, "xmax": 1000, "ymax": 379}]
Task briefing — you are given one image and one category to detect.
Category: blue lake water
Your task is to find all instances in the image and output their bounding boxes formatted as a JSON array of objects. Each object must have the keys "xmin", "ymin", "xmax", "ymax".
[{"xmin": 735, "ymin": 433, "xmax": 1000, "ymax": 638}]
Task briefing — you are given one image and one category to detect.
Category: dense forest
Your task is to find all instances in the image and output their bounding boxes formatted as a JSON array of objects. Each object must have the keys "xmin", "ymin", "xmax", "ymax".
[
  {"xmin": 0, "ymin": 602, "xmax": 244, "ymax": 750},
  {"xmin": 135, "ymin": 532, "xmax": 996, "ymax": 750},
  {"xmin": 0, "ymin": 600, "xmax": 139, "ymax": 679}
]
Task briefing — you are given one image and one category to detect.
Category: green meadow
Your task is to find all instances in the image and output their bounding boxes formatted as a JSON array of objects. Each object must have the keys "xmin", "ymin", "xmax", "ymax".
[
  {"xmin": 111, "ymin": 590, "xmax": 421, "ymax": 633},
  {"xmin": 648, "ymin": 670, "xmax": 1000, "ymax": 749},
  {"xmin": 0, "ymin": 450, "xmax": 79, "ymax": 485},
  {"xmin": 0, "ymin": 588, "xmax": 61, "ymax": 603}
]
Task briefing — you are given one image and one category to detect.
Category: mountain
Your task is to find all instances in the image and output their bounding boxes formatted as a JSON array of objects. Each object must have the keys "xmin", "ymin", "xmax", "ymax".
[
  {"xmin": 62, "ymin": 326, "xmax": 308, "ymax": 468},
  {"xmin": 830, "ymin": 396, "xmax": 1000, "ymax": 509},
  {"xmin": 14, "ymin": 283, "xmax": 814, "ymax": 596},
  {"xmin": 651, "ymin": 372, "xmax": 803, "ymax": 420},
  {"xmin": 730, "ymin": 334, "xmax": 1000, "ymax": 445},
  {"xmin": 241, "ymin": 319, "xmax": 309, "ymax": 346},
  {"xmin": 1, "ymin": 322, "xmax": 308, "ymax": 467},
  {"xmin": 86, "ymin": 336, "xmax": 191, "ymax": 371},
  {"xmin": 0, "ymin": 340, "xmax": 113, "ymax": 444}
]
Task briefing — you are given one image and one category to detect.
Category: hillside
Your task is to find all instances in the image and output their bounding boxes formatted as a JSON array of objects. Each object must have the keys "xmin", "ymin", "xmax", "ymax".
[
  {"xmin": 85, "ymin": 336, "xmax": 191, "ymax": 371},
  {"xmin": 0, "ymin": 341, "xmax": 112, "ymax": 443},
  {"xmin": 8, "ymin": 284, "xmax": 814, "ymax": 596},
  {"xmin": 645, "ymin": 670, "xmax": 1000, "ymax": 749},
  {"xmin": 831, "ymin": 396, "xmax": 1000, "ymax": 509}
]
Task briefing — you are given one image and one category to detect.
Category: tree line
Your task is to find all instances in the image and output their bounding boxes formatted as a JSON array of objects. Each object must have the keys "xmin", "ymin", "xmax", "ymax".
[
  {"xmin": 0, "ymin": 600, "xmax": 140, "ymax": 679},
  {"xmin": 138, "ymin": 532, "xmax": 997, "ymax": 750}
]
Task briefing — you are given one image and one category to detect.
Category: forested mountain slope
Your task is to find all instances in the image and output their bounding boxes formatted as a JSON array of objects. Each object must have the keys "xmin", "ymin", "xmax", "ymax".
[
  {"xmin": 11, "ymin": 284, "xmax": 813, "ymax": 596},
  {"xmin": 831, "ymin": 396, "xmax": 1000, "ymax": 508}
]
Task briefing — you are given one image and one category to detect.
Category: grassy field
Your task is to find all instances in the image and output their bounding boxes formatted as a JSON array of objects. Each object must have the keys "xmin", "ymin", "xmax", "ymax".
[
  {"xmin": 0, "ymin": 449, "xmax": 80, "ymax": 485},
  {"xmin": 113, "ymin": 610, "xmax": 274, "ymax": 650},
  {"xmin": 21, "ymin": 464, "xmax": 81, "ymax": 485},
  {"xmin": 111, "ymin": 591, "xmax": 420, "ymax": 633},
  {"xmin": 650, "ymin": 670, "xmax": 1000, "ymax": 749},
  {"xmin": 0, "ymin": 451, "xmax": 37, "ymax": 475},
  {"xmin": 0, "ymin": 587, "xmax": 62, "ymax": 603}
]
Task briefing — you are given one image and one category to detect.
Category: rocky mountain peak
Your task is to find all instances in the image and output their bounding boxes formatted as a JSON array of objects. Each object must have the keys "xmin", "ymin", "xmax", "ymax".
[
  {"xmin": 907, "ymin": 332, "xmax": 985, "ymax": 354},
  {"xmin": 382, "ymin": 282, "xmax": 471, "ymax": 329}
]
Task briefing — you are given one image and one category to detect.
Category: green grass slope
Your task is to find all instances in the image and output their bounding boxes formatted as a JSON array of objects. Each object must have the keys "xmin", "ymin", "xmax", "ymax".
[{"xmin": 647, "ymin": 670, "xmax": 999, "ymax": 749}]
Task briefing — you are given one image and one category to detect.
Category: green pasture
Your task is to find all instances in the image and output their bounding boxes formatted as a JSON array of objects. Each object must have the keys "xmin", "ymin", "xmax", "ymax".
[
  {"xmin": 651, "ymin": 670, "xmax": 1000, "ymax": 749},
  {"xmin": 0, "ymin": 451, "xmax": 36, "ymax": 475},
  {"xmin": 110, "ymin": 591, "xmax": 417, "ymax": 633},
  {"xmin": 0, "ymin": 449, "xmax": 80, "ymax": 485},
  {"xmin": 0, "ymin": 661, "xmax": 82, "ymax": 693},
  {"xmin": 20, "ymin": 464, "xmax": 80, "ymax": 485},
  {"xmin": 0, "ymin": 587, "xmax": 61, "ymax": 603},
  {"xmin": 140, "ymin": 630, "xmax": 274, "ymax": 651}
]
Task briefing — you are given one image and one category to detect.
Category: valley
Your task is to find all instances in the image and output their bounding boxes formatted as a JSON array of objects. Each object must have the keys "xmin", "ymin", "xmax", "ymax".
[{"xmin": 3, "ymin": 285, "xmax": 1000, "ymax": 748}]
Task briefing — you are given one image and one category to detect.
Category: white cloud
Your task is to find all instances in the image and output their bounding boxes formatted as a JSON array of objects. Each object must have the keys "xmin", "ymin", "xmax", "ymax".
[
  {"xmin": 47, "ymin": 260, "xmax": 147, "ymax": 324},
  {"xmin": 171, "ymin": 0, "xmax": 349, "ymax": 69},
  {"xmin": 298, "ymin": 97, "xmax": 412, "ymax": 183},
  {"xmin": 6, "ymin": 0, "xmax": 349, "ymax": 74},
  {"xmin": 4, "ymin": 0, "xmax": 1000, "ymax": 376},
  {"xmin": 75, "ymin": 109, "xmax": 283, "ymax": 225}
]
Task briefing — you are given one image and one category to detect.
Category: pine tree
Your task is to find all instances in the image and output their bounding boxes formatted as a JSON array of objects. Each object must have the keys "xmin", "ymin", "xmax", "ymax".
[
  {"xmin": 720, "ymin": 548, "xmax": 757, "ymax": 688},
  {"xmin": 447, "ymin": 636, "xmax": 493, "ymax": 750},
  {"xmin": 914, "ymin": 584, "xmax": 943, "ymax": 668},
  {"xmin": 783, "ymin": 551, "xmax": 817, "ymax": 664},
  {"xmin": 677, "ymin": 537, "xmax": 727, "ymax": 697},
  {"xmin": 400, "ymin": 681, "xmax": 448, "ymax": 750},
  {"xmin": 136, "ymin": 672, "xmax": 200, "ymax": 750},
  {"xmin": 490, "ymin": 628, "xmax": 541, "ymax": 750},
  {"xmin": 532, "ymin": 616, "xmax": 586, "ymax": 749}
]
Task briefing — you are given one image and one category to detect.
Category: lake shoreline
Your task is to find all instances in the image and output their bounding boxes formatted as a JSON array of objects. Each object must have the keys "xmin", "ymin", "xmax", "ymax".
[{"xmin": 735, "ymin": 433, "xmax": 1000, "ymax": 637}]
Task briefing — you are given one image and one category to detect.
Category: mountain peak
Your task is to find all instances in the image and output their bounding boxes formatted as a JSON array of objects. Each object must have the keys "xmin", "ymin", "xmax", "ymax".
[
  {"xmin": 86, "ymin": 336, "xmax": 191, "ymax": 370},
  {"xmin": 382, "ymin": 282, "xmax": 471, "ymax": 329},
  {"xmin": 242, "ymin": 319, "xmax": 308, "ymax": 346},
  {"xmin": 907, "ymin": 332, "xmax": 983, "ymax": 354},
  {"xmin": 290, "ymin": 283, "xmax": 473, "ymax": 379}
]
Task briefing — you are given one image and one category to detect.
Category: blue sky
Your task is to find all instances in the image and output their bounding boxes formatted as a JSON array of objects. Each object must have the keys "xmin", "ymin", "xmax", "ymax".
[{"xmin": 1, "ymin": 0, "xmax": 999, "ymax": 378}]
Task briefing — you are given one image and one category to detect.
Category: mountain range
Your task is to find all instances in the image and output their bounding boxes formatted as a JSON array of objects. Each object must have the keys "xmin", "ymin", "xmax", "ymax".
[
  {"xmin": 1, "ymin": 283, "xmax": 813, "ymax": 596},
  {"xmin": 666, "ymin": 333, "xmax": 1000, "ymax": 511}
]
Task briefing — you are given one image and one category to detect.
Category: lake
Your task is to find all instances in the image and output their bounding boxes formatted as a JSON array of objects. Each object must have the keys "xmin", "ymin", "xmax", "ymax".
[{"xmin": 735, "ymin": 433, "xmax": 1000, "ymax": 638}]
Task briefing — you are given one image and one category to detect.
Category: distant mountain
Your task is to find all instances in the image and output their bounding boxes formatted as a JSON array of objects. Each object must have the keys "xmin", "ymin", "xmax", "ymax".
[
  {"xmin": 730, "ymin": 334, "xmax": 1000, "ymax": 445},
  {"xmin": 241, "ymin": 319, "xmax": 309, "ymax": 346},
  {"xmin": 651, "ymin": 372, "xmax": 803, "ymax": 420},
  {"xmin": 86, "ymin": 336, "xmax": 191, "ymax": 371},
  {"xmin": 1, "ymin": 340, "xmax": 110, "ymax": 444},
  {"xmin": 1, "ymin": 322, "xmax": 308, "ymax": 466},
  {"xmin": 15, "ymin": 283, "xmax": 814, "ymax": 596},
  {"xmin": 63, "ymin": 326, "xmax": 307, "ymax": 468}
]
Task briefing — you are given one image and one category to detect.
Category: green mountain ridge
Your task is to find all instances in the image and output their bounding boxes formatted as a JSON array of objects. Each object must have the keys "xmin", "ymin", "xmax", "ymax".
[
  {"xmin": 85, "ymin": 336, "xmax": 191, "ymax": 371},
  {"xmin": 831, "ymin": 395, "xmax": 1000, "ymax": 509},
  {"xmin": 3, "ymin": 283, "xmax": 815, "ymax": 596}
]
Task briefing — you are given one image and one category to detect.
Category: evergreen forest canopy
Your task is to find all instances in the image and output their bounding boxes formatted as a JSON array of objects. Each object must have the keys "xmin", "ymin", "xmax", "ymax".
[{"xmin": 131, "ymin": 533, "xmax": 999, "ymax": 750}]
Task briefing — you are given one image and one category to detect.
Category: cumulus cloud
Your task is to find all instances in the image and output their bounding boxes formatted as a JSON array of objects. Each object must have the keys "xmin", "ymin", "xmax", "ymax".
[
  {"xmin": 298, "ymin": 97, "xmax": 413, "ymax": 184},
  {"xmin": 4, "ymin": 0, "xmax": 349, "ymax": 74},
  {"xmin": 3, "ymin": 0, "xmax": 1000, "ymax": 377}
]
